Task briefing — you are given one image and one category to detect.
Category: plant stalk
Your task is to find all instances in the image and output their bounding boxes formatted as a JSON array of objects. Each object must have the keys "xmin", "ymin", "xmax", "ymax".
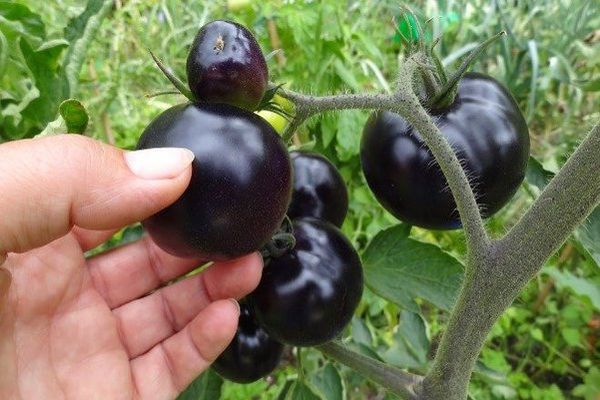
[{"xmin": 317, "ymin": 341, "xmax": 422, "ymax": 399}]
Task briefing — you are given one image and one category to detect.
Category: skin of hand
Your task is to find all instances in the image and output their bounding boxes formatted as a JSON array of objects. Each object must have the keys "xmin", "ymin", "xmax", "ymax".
[{"xmin": 0, "ymin": 134, "xmax": 263, "ymax": 400}]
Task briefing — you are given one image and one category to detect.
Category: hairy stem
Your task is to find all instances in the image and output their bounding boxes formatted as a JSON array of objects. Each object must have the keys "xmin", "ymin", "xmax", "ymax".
[
  {"xmin": 317, "ymin": 341, "xmax": 422, "ymax": 399},
  {"xmin": 420, "ymin": 120, "xmax": 600, "ymax": 399}
]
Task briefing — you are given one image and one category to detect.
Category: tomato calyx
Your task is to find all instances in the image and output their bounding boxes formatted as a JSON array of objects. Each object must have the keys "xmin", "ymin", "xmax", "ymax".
[
  {"xmin": 260, "ymin": 216, "xmax": 296, "ymax": 262},
  {"xmin": 397, "ymin": 12, "xmax": 506, "ymax": 111}
]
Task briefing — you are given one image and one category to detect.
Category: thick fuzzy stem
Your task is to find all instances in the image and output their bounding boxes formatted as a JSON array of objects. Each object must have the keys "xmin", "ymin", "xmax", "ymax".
[
  {"xmin": 420, "ymin": 120, "xmax": 600, "ymax": 400},
  {"xmin": 317, "ymin": 341, "xmax": 422, "ymax": 399}
]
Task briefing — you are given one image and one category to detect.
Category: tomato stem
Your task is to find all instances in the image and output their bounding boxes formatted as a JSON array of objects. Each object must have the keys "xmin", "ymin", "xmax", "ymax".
[{"xmin": 148, "ymin": 50, "xmax": 195, "ymax": 102}]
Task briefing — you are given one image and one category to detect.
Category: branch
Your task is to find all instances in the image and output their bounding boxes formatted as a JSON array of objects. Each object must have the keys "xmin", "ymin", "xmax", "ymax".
[
  {"xmin": 277, "ymin": 57, "xmax": 490, "ymax": 257},
  {"xmin": 419, "ymin": 120, "xmax": 600, "ymax": 400},
  {"xmin": 317, "ymin": 341, "xmax": 422, "ymax": 399},
  {"xmin": 499, "ymin": 120, "xmax": 600, "ymax": 275}
]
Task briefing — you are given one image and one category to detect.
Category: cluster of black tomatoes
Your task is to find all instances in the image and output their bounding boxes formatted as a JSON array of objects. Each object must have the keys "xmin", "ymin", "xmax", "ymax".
[{"xmin": 137, "ymin": 21, "xmax": 363, "ymax": 383}]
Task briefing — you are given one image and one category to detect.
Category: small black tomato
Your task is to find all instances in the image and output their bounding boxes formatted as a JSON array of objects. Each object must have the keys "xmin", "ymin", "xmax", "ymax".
[
  {"xmin": 137, "ymin": 102, "xmax": 292, "ymax": 260},
  {"xmin": 212, "ymin": 303, "xmax": 284, "ymax": 384},
  {"xmin": 287, "ymin": 151, "xmax": 349, "ymax": 227},
  {"xmin": 249, "ymin": 218, "xmax": 363, "ymax": 346},
  {"xmin": 186, "ymin": 20, "xmax": 268, "ymax": 111}
]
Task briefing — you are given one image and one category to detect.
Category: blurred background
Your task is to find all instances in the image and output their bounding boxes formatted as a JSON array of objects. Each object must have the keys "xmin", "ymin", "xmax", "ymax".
[{"xmin": 1, "ymin": 0, "xmax": 599, "ymax": 399}]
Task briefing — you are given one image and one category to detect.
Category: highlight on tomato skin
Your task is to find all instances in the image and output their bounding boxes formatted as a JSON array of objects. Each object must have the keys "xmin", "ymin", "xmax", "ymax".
[
  {"xmin": 249, "ymin": 218, "xmax": 364, "ymax": 347},
  {"xmin": 137, "ymin": 102, "xmax": 292, "ymax": 261},
  {"xmin": 186, "ymin": 20, "xmax": 268, "ymax": 111},
  {"xmin": 360, "ymin": 72, "xmax": 530, "ymax": 230},
  {"xmin": 212, "ymin": 302, "xmax": 284, "ymax": 384}
]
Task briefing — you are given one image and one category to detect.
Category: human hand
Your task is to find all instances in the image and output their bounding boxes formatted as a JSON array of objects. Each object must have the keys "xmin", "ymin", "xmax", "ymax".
[{"xmin": 0, "ymin": 135, "xmax": 263, "ymax": 400}]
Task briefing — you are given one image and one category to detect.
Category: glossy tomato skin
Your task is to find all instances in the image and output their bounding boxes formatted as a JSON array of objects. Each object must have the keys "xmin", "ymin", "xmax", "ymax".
[
  {"xmin": 186, "ymin": 20, "xmax": 267, "ymax": 111},
  {"xmin": 137, "ymin": 103, "xmax": 292, "ymax": 260},
  {"xmin": 361, "ymin": 72, "xmax": 530, "ymax": 229},
  {"xmin": 287, "ymin": 151, "xmax": 348, "ymax": 227},
  {"xmin": 212, "ymin": 303, "xmax": 284, "ymax": 383},
  {"xmin": 249, "ymin": 218, "xmax": 363, "ymax": 346}
]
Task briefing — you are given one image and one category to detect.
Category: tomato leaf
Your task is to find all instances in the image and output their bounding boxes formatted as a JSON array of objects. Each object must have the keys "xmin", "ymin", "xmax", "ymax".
[
  {"xmin": 575, "ymin": 207, "xmax": 600, "ymax": 268},
  {"xmin": 177, "ymin": 369, "xmax": 223, "ymax": 400},
  {"xmin": 286, "ymin": 381, "xmax": 322, "ymax": 400},
  {"xmin": 382, "ymin": 311, "xmax": 430, "ymax": 370},
  {"xmin": 362, "ymin": 224, "xmax": 464, "ymax": 312},
  {"xmin": 59, "ymin": 99, "xmax": 88, "ymax": 134},
  {"xmin": 546, "ymin": 268, "xmax": 600, "ymax": 311},
  {"xmin": 311, "ymin": 364, "xmax": 345, "ymax": 400},
  {"xmin": 525, "ymin": 156, "xmax": 554, "ymax": 193}
]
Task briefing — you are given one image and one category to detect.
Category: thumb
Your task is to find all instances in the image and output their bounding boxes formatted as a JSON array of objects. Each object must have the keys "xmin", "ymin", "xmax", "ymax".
[{"xmin": 0, "ymin": 134, "xmax": 193, "ymax": 255}]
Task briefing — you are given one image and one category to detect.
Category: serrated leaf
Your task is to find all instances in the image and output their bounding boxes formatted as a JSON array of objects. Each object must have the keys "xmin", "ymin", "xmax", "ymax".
[
  {"xmin": 383, "ymin": 311, "xmax": 429, "ymax": 370},
  {"xmin": 286, "ymin": 381, "xmax": 322, "ymax": 400},
  {"xmin": 335, "ymin": 110, "xmax": 365, "ymax": 161},
  {"xmin": 363, "ymin": 225, "xmax": 464, "ymax": 311},
  {"xmin": 177, "ymin": 369, "xmax": 223, "ymax": 400},
  {"xmin": 311, "ymin": 364, "xmax": 344, "ymax": 400},
  {"xmin": 59, "ymin": 99, "xmax": 88, "ymax": 133},
  {"xmin": 547, "ymin": 269, "xmax": 600, "ymax": 311}
]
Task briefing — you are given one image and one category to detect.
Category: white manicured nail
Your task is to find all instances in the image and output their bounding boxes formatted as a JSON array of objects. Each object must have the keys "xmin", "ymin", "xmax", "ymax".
[{"xmin": 125, "ymin": 148, "xmax": 194, "ymax": 179}]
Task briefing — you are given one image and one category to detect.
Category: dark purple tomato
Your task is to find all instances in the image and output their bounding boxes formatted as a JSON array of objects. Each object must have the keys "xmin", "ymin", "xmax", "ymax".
[
  {"xmin": 186, "ymin": 20, "xmax": 268, "ymax": 111},
  {"xmin": 212, "ymin": 303, "xmax": 284, "ymax": 383},
  {"xmin": 137, "ymin": 102, "xmax": 292, "ymax": 260},
  {"xmin": 249, "ymin": 218, "xmax": 363, "ymax": 346},
  {"xmin": 361, "ymin": 72, "xmax": 530, "ymax": 229},
  {"xmin": 287, "ymin": 151, "xmax": 348, "ymax": 227}
]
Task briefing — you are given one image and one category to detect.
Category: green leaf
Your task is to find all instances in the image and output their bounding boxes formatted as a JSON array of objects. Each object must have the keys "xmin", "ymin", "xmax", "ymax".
[
  {"xmin": 311, "ymin": 364, "xmax": 344, "ymax": 400},
  {"xmin": 351, "ymin": 317, "xmax": 372, "ymax": 346},
  {"xmin": 335, "ymin": 111, "xmax": 364, "ymax": 161},
  {"xmin": 383, "ymin": 311, "xmax": 429, "ymax": 370},
  {"xmin": 573, "ymin": 367, "xmax": 600, "ymax": 400},
  {"xmin": 59, "ymin": 99, "xmax": 88, "ymax": 133},
  {"xmin": 362, "ymin": 224, "xmax": 464, "ymax": 311},
  {"xmin": 546, "ymin": 269, "xmax": 600, "ymax": 311},
  {"xmin": 0, "ymin": 2, "xmax": 45, "ymax": 45},
  {"xmin": 581, "ymin": 78, "xmax": 600, "ymax": 92},
  {"xmin": 333, "ymin": 58, "xmax": 361, "ymax": 92},
  {"xmin": 575, "ymin": 206, "xmax": 600, "ymax": 268},
  {"xmin": 286, "ymin": 381, "xmax": 322, "ymax": 400},
  {"xmin": 177, "ymin": 369, "xmax": 223, "ymax": 400},
  {"xmin": 276, "ymin": 380, "xmax": 294, "ymax": 400},
  {"xmin": 525, "ymin": 156, "xmax": 554, "ymax": 193},
  {"xmin": 62, "ymin": 0, "xmax": 113, "ymax": 96}
]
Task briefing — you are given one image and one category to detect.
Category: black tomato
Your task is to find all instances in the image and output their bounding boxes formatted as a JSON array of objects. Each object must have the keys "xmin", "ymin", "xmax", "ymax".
[
  {"xmin": 360, "ymin": 72, "xmax": 530, "ymax": 229},
  {"xmin": 212, "ymin": 303, "xmax": 284, "ymax": 383},
  {"xmin": 287, "ymin": 151, "xmax": 349, "ymax": 227},
  {"xmin": 186, "ymin": 20, "xmax": 268, "ymax": 111},
  {"xmin": 249, "ymin": 218, "xmax": 363, "ymax": 346},
  {"xmin": 137, "ymin": 102, "xmax": 292, "ymax": 260}
]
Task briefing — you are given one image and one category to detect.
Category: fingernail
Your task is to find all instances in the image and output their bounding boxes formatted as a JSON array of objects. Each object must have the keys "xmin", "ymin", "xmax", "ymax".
[
  {"xmin": 125, "ymin": 148, "xmax": 194, "ymax": 180},
  {"xmin": 228, "ymin": 298, "xmax": 240, "ymax": 314}
]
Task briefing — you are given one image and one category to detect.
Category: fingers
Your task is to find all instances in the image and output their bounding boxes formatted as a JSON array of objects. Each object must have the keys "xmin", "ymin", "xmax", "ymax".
[
  {"xmin": 87, "ymin": 236, "xmax": 205, "ymax": 309},
  {"xmin": 113, "ymin": 253, "xmax": 262, "ymax": 358},
  {"xmin": 71, "ymin": 227, "xmax": 119, "ymax": 252},
  {"xmin": 0, "ymin": 268, "xmax": 11, "ymax": 317},
  {"xmin": 0, "ymin": 135, "xmax": 193, "ymax": 255},
  {"xmin": 130, "ymin": 299, "xmax": 239, "ymax": 400}
]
